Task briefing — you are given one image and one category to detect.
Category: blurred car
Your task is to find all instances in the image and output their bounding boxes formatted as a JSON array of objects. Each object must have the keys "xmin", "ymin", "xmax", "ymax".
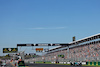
[
  {"xmin": 1, "ymin": 62, "xmax": 6, "ymax": 66},
  {"xmin": 70, "ymin": 61, "xmax": 82, "ymax": 66}
]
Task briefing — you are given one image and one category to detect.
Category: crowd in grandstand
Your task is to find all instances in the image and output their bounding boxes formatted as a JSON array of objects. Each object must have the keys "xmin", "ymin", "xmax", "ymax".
[
  {"xmin": 69, "ymin": 42, "xmax": 100, "ymax": 61},
  {"xmin": 33, "ymin": 34, "xmax": 100, "ymax": 62}
]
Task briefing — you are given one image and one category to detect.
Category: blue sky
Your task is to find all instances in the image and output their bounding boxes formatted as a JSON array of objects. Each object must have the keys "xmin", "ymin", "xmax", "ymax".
[{"xmin": 0, "ymin": 0, "xmax": 100, "ymax": 56}]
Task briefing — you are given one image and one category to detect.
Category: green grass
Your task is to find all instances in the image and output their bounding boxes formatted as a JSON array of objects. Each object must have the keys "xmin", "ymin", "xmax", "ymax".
[
  {"xmin": 35, "ymin": 61, "xmax": 43, "ymax": 63},
  {"xmin": 57, "ymin": 64, "xmax": 70, "ymax": 65}
]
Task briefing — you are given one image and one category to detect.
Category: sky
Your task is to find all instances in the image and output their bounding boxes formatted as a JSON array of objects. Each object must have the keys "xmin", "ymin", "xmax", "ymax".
[{"xmin": 0, "ymin": 0, "xmax": 100, "ymax": 56}]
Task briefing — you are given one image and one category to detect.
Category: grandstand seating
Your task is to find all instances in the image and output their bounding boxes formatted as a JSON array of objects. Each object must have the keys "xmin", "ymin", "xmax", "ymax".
[{"xmin": 33, "ymin": 34, "xmax": 100, "ymax": 62}]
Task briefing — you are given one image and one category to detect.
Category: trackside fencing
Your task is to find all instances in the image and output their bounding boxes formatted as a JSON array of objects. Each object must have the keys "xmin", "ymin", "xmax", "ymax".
[
  {"xmin": 86, "ymin": 62, "xmax": 100, "ymax": 65},
  {"xmin": 25, "ymin": 60, "xmax": 100, "ymax": 66}
]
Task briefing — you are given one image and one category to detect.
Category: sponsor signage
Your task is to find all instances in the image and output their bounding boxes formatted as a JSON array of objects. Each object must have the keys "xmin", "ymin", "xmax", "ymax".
[
  {"xmin": 18, "ymin": 61, "xmax": 25, "ymax": 66},
  {"xmin": 36, "ymin": 48, "xmax": 43, "ymax": 52},
  {"xmin": 52, "ymin": 43, "xmax": 70, "ymax": 46},
  {"xmin": 17, "ymin": 44, "xmax": 34, "ymax": 46},
  {"xmin": 3, "ymin": 48, "xmax": 18, "ymax": 53},
  {"xmin": 73, "ymin": 36, "xmax": 76, "ymax": 41},
  {"xmin": 26, "ymin": 44, "xmax": 33, "ymax": 46},
  {"xmin": 17, "ymin": 43, "xmax": 70, "ymax": 46},
  {"xmin": 17, "ymin": 44, "xmax": 51, "ymax": 46},
  {"xmin": 58, "ymin": 55, "xmax": 64, "ymax": 58},
  {"xmin": 35, "ymin": 43, "xmax": 51, "ymax": 46},
  {"xmin": 52, "ymin": 44, "xmax": 60, "ymax": 46}
]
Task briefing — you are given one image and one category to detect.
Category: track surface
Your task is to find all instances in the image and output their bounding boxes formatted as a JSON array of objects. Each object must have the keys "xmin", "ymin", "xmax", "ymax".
[
  {"xmin": 0, "ymin": 63, "xmax": 14, "ymax": 67},
  {"xmin": 26, "ymin": 64, "xmax": 94, "ymax": 67}
]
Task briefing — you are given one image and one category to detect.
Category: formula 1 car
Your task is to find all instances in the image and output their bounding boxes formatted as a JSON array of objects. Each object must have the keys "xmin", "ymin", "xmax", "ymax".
[
  {"xmin": 70, "ymin": 61, "xmax": 82, "ymax": 66},
  {"xmin": 1, "ymin": 61, "xmax": 6, "ymax": 66}
]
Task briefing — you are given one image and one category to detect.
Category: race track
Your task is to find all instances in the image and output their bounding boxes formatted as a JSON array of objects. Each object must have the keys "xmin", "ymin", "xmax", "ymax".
[{"xmin": 26, "ymin": 63, "xmax": 93, "ymax": 67}]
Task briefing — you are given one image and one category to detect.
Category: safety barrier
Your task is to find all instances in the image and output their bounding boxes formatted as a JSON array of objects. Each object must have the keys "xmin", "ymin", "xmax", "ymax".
[
  {"xmin": 25, "ymin": 61, "xmax": 100, "ymax": 66},
  {"xmin": 86, "ymin": 62, "xmax": 100, "ymax": 65},
  {"xmin": 34, "ymin": 61, "xmax": 86, "ymax": 65},
  {"xmin": 35, "ymin": 61, "xmax": 51, "ymax": 64}
]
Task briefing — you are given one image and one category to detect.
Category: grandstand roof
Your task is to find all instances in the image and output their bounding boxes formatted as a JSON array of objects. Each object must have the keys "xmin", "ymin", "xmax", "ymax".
[
  {"xmin": 49, "ymin": 43, "xmax": 71, "ymax": 51},
  {"xmin": 69, "ymin": 33, "xmax": 100, "ymax": 44},
  {"xmin": 48, "ymin": 33, "xmax": 100, "ymax": 52},
  {"xmin": 49, "ymin": 46, "xmax": 61, "ymax": 51}
]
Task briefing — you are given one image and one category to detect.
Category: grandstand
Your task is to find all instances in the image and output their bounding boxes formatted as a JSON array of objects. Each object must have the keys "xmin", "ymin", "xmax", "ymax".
[{"xmin": 34, "ymin": 33, "xmax": 100, "ymax": 62}]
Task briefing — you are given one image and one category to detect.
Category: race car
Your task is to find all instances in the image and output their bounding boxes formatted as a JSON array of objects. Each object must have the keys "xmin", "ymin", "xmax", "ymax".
[
  {"xmin": 1, "ymin": 61, "xmax": 6, "ymax": 66},
  {"xmin": 70, "ymin": 61, "xmax": 82, "ymax": 66}
]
